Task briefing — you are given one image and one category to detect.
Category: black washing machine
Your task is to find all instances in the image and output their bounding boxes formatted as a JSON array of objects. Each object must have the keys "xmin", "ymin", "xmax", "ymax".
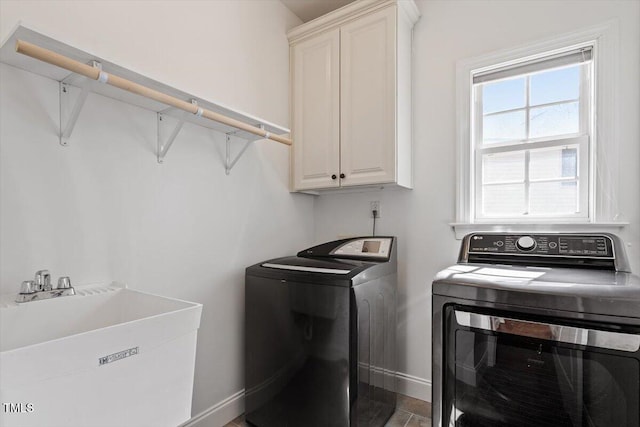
[{"xmin": 245, "ymin": 237, "xmax": 397, "ymax": 426}]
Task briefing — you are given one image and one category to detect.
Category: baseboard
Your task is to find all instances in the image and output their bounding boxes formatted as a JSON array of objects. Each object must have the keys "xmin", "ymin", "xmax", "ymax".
[
  {"xmin": 182, "ymin": 371, "xmax": 431, "ymax": 427},
  {"xmin": 179, "ymin": 390, "xmax": 244, "ymax": 427},
  {"xmin": 395, "ymin": 371, "xmax": 432, "ymax": 402},
  {"xmin": 357, "ymin": 363, "xmax": 431, "ymax": 403}
]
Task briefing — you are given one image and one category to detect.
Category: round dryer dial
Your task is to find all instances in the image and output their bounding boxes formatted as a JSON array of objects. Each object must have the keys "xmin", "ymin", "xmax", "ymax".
[{"xmin": 516, "ymin": 236, "xmax": 537, "ymax": 251}]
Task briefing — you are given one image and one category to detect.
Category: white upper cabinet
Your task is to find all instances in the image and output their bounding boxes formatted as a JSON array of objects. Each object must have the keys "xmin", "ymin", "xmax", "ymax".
[
  {"xmin": 340, "ymin": 7, "xmax": 396, "ymax": 187},
  {"xmin": 288, "ymin": 0, "xmax": 420, "ymax": 192},
  {"xmin": 292, "ymin": 29, "xmax": 341, "ymax": 189}
]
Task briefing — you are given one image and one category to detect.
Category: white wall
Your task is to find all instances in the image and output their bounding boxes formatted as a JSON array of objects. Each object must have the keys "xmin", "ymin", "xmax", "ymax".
[
  {"xmin": 314, "ymin": 0, "xmax": 640, "ymax": 401},
  {"xmin": 0, "ymin": 0, "xmax": 310, "ymax": 424}
]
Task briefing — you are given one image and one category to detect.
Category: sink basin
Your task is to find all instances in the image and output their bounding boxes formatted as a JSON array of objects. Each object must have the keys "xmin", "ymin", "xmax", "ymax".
[{"xmin": 0, "ymin": 283, "xmax": 202, "ymax": 427}]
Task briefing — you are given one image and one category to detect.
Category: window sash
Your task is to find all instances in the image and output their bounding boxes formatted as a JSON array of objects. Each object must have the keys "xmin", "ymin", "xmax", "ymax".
[
  {"xmin": 473, "ymin": 62, "xmax": 590, "ymax": 149},
  {"xmin": 474, "ymin": 136, "xmax": 589, "ymax": 220}
]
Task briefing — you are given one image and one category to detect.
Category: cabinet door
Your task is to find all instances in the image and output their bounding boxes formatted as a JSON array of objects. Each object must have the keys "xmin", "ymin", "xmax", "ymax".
[
  {"xmin": 340, "ymin": 6, "xmax": 397, "ymax": 186},
  {"xmin": 291, "ymin": 29, "xmax": 341, "ymax": 190}
]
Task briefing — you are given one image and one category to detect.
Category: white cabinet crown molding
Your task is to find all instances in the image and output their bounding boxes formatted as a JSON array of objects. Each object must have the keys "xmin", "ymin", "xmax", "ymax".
[{"xmin": 287, "ymin": 0, "xmax": 420, "ymax": 44}]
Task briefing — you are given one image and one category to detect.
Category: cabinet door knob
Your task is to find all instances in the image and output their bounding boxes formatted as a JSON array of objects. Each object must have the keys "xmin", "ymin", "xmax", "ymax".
[
  {"xmin": 340, "ymin": 173, "xmax": 345, "ymax": 179},
  {"xmin": 331, "ymin": 174, "xmax": 337, "ymax": 180}
]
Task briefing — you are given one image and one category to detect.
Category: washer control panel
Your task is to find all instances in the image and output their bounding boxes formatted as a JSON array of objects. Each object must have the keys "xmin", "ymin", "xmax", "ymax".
[
  {"xmin": 467, "ymin": 234, "xmax": 614, "ymax": 258},
  {"xmin": 331, "ymin": 237, "xmax": 393, "ymax": 259}
]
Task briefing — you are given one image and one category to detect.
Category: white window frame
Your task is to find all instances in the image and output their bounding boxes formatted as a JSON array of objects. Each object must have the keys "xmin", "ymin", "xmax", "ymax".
[
  {"xmin": 453, "ymin": 21, "xmax": 625, "ymax": 238},
  {"xmin": 473, "ymin": 47, "xmax": 592, "ymax": 221}
]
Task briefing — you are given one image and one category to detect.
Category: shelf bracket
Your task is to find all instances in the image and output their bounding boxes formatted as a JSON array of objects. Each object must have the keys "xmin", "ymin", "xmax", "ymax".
[
  {"xmin": 225, "ymin": 125, "xmax": 262, "ymax": 175},
  {"xmin": 59, "ymin": 60, "xmax": 102, "ymax": 146},
  {"xmin": 157, "ymin": 99, "xmax": 198, "ymax": 163}
]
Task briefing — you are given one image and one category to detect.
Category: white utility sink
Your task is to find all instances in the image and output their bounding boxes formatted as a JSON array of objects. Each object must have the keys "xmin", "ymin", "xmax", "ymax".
[{"xmin": 0, "ymin": 283, "xmax": 202, "ymax": 427}]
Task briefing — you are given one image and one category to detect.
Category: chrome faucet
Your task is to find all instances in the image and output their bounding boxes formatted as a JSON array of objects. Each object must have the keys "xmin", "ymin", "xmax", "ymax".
[
  {"xmin": 16, "ymin": 270, "xmax": 76, "ymax": 303},
  {"xmin": 35, "ymin": 269, "xmax": 51, "ymax": 291}
]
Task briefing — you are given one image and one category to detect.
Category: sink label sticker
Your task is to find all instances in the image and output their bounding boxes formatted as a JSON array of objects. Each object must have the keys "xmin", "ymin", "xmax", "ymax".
[{"xmin": 99, "ymin": 347, "xmax": 139, "ymax": 366}]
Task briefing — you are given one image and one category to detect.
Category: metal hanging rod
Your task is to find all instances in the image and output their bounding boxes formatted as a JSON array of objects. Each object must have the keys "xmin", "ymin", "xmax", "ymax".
[{"xmin": 15, "ymin": 40, "xmax": 292, "ymax": 146}]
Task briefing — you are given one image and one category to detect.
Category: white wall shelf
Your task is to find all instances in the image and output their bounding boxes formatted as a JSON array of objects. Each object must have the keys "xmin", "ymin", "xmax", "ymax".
[{"xmin": 0, "ymin": 25, "xmax": 290, "ymax": 172}]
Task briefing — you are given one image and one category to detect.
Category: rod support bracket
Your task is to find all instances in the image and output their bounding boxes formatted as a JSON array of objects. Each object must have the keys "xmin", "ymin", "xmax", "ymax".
[
  {"xmin": 224, "ymin": 124, "xmax": 262, "ymax": 175},
  {"xmin": 157, "ymin": 99, "xmax": 198, "ymax": 163},
  {"xmin": 59, "ymin": 60, "xmax": 102, "ymax": 146}
]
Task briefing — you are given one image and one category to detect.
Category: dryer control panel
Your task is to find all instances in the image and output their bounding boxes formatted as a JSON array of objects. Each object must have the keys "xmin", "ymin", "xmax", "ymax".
[
  {"xmin": 467, "ymin": 234, "xmax": 614, "ymax": 258},
  {"xmin": 330, "ymin": 238, "xmax": 392, "ymax": 259},
  {"xmin": 460, "ymin": 233, "xmax": 627, "ymax": 270},
  {"xmin": 298, "ymin": 237, "xmax": 394, "ymax": 262}
]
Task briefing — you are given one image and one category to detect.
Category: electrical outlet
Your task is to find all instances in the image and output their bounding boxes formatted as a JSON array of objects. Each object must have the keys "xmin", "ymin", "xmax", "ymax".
[{"xmin": 370, "ymin": 201, "xmax": 381, "ymax": 218}]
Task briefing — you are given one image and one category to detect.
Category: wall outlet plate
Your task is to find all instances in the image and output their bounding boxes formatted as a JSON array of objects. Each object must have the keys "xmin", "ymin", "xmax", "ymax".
[{"xmin": 370, "ymin": 201, "xmax": 380, "ymax": 218}]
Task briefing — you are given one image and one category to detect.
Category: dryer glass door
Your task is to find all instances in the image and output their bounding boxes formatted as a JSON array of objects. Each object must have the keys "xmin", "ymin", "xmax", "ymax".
[{"xmin": 443, "ymin": 306, "xmax": 640, "ymax": 427}]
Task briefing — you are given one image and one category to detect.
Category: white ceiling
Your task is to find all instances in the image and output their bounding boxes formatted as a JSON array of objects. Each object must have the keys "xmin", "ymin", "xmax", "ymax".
[{"xmin": 280, "ymin": 0, "xmax": 356, "ymax": 23}]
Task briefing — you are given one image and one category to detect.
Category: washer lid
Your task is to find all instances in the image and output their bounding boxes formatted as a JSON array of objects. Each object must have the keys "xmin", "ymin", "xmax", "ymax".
[{"xmin": 261, "ymin": 257, "xmax": 362, "ymax": 275}]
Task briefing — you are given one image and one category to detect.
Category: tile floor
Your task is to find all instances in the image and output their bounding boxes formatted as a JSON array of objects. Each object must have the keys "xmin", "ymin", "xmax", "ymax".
[{"xmin": 224, "ymin": 394, "xmax": 431, "ymax": 427}]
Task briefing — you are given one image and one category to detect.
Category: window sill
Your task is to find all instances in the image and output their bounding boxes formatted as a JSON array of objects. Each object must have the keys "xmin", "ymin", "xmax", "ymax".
[{"xmin": 450, "ymin": 221, "xmax": 629, "ymax": 240}]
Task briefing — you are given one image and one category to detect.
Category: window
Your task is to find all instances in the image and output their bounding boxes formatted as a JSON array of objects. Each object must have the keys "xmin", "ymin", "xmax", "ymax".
[
  {"xmin": 472, "ymin": 46, "xmax": 593, "ymax": 221},
  {"xmin": 454, "ymin": 22, "xmax": 622, "ymax": 237}
]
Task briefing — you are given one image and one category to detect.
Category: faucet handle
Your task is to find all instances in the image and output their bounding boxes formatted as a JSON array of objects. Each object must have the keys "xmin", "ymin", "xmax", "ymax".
[
  {"xmin": 35, "ymin": 270, "xmax": 51, "ymax": 291},
  {"xmin": 20, "ymin": 280, "xmax": 37, "ymax": 294},
  {"xmin": 57, "ymin": 277, "xmax": 72, "ymax": 289}
]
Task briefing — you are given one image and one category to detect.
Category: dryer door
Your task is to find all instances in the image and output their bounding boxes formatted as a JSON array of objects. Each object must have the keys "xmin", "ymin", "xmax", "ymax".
[{"xmin": 442, "ymin": 305, "xmax": 640, "ymax": 427}]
